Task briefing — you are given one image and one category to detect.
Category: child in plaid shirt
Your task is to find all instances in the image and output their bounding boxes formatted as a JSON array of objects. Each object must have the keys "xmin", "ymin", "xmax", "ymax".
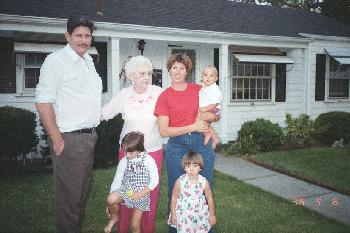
[{"xmin": 104, "ymin": 132, "xmax": 159, "ymax": 233}]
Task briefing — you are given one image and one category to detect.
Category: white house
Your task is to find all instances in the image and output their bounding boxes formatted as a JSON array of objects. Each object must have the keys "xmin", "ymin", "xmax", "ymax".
[{"xmin": 1, "ymin": 0, "xmax": 350, "ymax": 145}]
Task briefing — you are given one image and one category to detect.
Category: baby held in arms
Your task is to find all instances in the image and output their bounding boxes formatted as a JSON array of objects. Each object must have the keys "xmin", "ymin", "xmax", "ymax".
[{"xmin": 199, "ymin": 65, "xmax": 222, "ymax": 149}]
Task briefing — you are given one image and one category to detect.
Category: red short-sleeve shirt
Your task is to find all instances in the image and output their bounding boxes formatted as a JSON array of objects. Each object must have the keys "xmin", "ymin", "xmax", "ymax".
[{"xmin": 154, "ymin": 83, "xmax": 201, "ymax": 127}]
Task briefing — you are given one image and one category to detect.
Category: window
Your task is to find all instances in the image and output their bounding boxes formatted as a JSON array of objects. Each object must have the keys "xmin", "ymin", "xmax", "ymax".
[
  {"xmin": 14, "ymin": 42, "xmax": 99, "ymax": 95},
  {"xmin": 316, "ymin": 48, "xmax": 350, "ymax": 101},
  {"xmin": 316, "ymin": 53, "xmax": 350, "ymax": 101},
  {"xmin": 23, "ymin": 53, "xmax": 48, "ymax": 89},
  {"xmin": 231, "ymin": 61, "xmax": 272, "ymax": 101},
  {"xmin": 16, "ymin": 52, "xmax": 49, "ymax": 94},
  {"xmin": 231, "ymin": 53, "xmax": 292, "ymax": 102},
  {"xmin": 329, "ymin": 58, "xmax": 350, "ymax": 98},
  {"xmin": 14, "ymin": 42, "xmax": 64, "ymax": 95}
]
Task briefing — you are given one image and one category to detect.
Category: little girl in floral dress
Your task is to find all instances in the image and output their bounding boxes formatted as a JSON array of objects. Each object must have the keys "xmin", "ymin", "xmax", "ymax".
[{"xmin": 168, "ymin": 151, "xmax": 216, "ymax": 233}]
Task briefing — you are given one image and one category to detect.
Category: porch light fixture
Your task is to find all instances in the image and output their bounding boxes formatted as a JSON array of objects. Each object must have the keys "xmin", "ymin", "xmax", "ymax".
[
  {"xmin": 96, "ymin": 0, "xmax": 103, "ymax": 15},
  {"xmin": 138, "ymin": 40, "xmax": 146, "ymax": 55}
]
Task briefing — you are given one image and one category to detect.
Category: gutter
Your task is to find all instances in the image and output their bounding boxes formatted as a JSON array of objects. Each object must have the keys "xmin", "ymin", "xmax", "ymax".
[{"xmin": 0, "ymin": 14, "xmax": 312, "ymax": 48}]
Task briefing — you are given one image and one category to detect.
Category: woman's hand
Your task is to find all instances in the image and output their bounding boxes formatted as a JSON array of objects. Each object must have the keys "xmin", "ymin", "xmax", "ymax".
[
  {"xmin": 209, "ymin": 215, "xmax": 216, "ymax": 226},
  {"xmin": 198, "ymin": 109, "xmax": 220, "ymax": 123},
  {"xmin": 170, "ymin": 214, "xmax": 177, "ymax": 225},
  {"xmin": 105, "ymin": 207, "xmax": 111, "ymax": 219},
  {"xmin": 193, "ymin": 114, "xmax": 209, "ymax": 133}
]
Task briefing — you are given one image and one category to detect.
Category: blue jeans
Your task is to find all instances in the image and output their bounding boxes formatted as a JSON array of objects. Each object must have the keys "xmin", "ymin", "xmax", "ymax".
[{"xmin": 166, "ymin": 132, "xmax": 215, "ymax": 233}]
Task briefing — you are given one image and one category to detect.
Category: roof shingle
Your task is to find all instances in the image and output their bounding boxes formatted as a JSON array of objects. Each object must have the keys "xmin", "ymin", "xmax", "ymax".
[{"xmin": 1, "ymin": 0, "xmax": 350, "ymax": 38}]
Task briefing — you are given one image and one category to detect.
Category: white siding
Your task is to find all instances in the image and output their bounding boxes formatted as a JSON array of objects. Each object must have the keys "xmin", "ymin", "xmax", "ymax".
[
  {"xmin": 307, "ymin": 40, "xmax": 350, "ymax": 120},
  {"xmin": 220, "ymin": 48, "xmax": 306, "ymax": 141},
  {"xmin": 2, "ymin": 36, "xmax": 350, "ymax": 145}
]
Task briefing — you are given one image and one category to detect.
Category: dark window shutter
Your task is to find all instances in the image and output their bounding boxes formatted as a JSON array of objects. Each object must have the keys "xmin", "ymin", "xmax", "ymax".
[
  {"xmin": 315, "ymin": 54, "xmax": 326, "ymax": 101},
  {"xmin": 94, "ymin": 42, "xmax": 107, "ymax": 92},
  {"xmin": 214, "ymin": 48, "xmax": 219, "ymax": 85},
  {"xmin": 0, "ymin": 38, "xmax": 16, "ymax": 93},
  {"xmin": 275, "ymin": 63, "xmax": 286, "ymax": 102}
]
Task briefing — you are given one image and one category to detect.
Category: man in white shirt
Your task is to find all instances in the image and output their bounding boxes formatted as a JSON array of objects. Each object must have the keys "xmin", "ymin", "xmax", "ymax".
[{"xmin": 35, "ymin": 15, "xmax": 102, "ymax": 233}]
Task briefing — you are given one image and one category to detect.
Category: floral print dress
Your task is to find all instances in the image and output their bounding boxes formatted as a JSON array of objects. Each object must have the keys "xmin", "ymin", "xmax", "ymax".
[{"xmin": 169, "ymin": 174, "xmax": 211, "ymax": 233}]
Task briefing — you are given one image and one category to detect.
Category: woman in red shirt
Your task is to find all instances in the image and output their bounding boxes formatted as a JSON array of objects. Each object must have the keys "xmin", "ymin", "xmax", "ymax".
[{"xmin": 154, "ymin": 54, "xmax": 217, "ymax": 233}]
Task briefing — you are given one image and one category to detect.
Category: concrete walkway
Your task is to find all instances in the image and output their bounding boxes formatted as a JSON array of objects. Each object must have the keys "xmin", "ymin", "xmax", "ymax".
[{"xmin": 214, "ymin": 153, "xmax": 350, "ymax": 226}]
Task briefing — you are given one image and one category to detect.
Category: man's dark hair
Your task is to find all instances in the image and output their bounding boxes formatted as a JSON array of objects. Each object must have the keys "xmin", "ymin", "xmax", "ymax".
[{"xmin": 67, "ymin": 15, "xmax": 94, "ymax": 34}]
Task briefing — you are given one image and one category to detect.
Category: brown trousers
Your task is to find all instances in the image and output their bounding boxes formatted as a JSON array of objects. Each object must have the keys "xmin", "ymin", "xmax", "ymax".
[{"xmin": 50, "ymin": 132, "xmax": 97, "ymax": 233}]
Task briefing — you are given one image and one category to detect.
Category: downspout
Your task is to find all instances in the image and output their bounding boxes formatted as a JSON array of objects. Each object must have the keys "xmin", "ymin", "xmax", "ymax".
[{"xmin": 303, "ymin": 45, "xmax": 310, "ymax": 115}]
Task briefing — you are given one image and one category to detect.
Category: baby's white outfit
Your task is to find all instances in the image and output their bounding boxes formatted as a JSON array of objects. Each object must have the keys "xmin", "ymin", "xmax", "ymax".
[{"xmin": 199, "ymin": 83, "xmax": 222, "ymax": 109}]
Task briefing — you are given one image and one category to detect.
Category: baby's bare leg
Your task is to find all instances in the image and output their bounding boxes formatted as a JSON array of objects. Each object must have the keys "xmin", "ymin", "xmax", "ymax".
[
  {"xmin": 130, "ymin": 208, "xmax": 144, "ymax": 233},
  {"xmin": 104, "ymin": 192, "xmax": 122, "ymax": 233},
  {"xmin": 209, "ymin": 127, "xmax": 220, "ymax": 149},
  {"xmin": 203, "ymin": 131, "xmax": 212, "ymax": 145},
  {"xmin": 200, "ymin": 110, "xmax": 219, "ymax": 147}
]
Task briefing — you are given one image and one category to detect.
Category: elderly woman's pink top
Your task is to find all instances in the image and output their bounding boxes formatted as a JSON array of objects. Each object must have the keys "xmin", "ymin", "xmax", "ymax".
[{"xmin": 101, "ymin": 85, "xmax": 163, "ymax": 152}]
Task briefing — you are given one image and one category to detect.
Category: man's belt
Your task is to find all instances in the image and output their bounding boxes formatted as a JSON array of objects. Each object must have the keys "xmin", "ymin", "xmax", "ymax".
[{"xmin": 68, "ymin": 127, "xmax": 96, "ymax": 134}]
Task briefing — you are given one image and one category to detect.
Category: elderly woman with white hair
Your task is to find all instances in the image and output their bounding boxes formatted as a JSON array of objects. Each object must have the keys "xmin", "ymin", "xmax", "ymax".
[{"xmin": 101, "ymin": 55, "xmax": 163, "ymax": 233}]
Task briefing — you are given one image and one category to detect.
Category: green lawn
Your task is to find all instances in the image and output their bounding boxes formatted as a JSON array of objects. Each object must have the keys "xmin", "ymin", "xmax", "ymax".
[
  {"xmin": 248, "ymin": 146, "xmax": 350, "ymax": 195},
  {"xmin": 0, "ymin": 165, "xmax": 349, "ymax": 233}
]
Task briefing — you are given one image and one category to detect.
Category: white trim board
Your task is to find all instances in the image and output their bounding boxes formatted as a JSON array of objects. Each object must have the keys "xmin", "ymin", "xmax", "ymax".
[{"xmin": 233, "ymin": 54, "xmax": 294, "ymax": 64}]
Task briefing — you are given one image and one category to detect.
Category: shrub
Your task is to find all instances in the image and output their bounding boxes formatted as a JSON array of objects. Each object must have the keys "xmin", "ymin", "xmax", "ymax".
[
  {"xmin": 283, "ymin": 114, "xmax": 315, "ymax": 148},
  {"xmin": 0, "ymin": 106, "xmax": 38, "ymax": 161},
  {"xmin": 237, "ymin": 118, "xmax": 283, "ymax": 153},
  {"xmin": 94, "ymin": 115, "xmax": 124, "ymax": 168},
  {"xmin": 313, "ymin": 111, "xmax": 350, "ymax": 145},
  {"xmin": 236, "ymin": 124, "xmax": 258, "ymax": 155}
]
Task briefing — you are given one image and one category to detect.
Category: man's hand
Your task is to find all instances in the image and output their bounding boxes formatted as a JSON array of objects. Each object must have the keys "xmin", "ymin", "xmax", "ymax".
[
  {"xmin": 35, "ymin": 103, "xmax": 64, "ymax": 156},
  {"xmin": 52, "ymin": 135, "xmax": 64, "ymax": 156}
]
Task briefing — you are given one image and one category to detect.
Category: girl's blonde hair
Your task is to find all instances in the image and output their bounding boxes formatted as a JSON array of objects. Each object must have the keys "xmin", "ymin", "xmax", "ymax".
[{"xmin": 181, "ymin": 151, "xmax": 204, "ymax": 169}]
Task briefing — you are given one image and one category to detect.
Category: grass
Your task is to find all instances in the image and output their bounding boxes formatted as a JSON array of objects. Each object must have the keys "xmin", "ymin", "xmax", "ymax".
[
  {"xmin": 1, "ymin": 164, "xmax": 350, "ymax": 233},
  {"xmin": 247, "ymin": 146, "xmax": 350, "ymax": 195}
]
